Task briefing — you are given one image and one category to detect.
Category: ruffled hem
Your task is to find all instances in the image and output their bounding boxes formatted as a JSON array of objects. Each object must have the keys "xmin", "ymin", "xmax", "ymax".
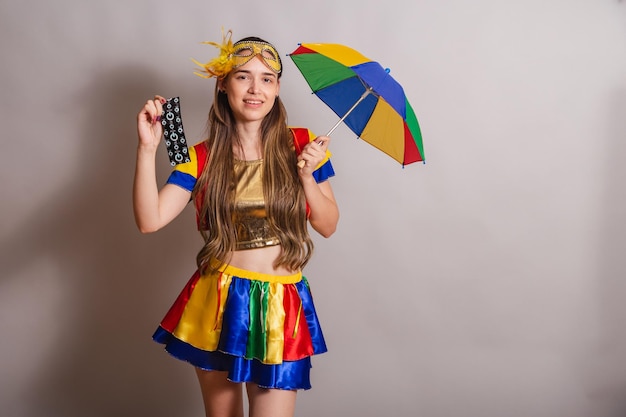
[
  {"xmin": 153, "ymin": 327, "xmax": 313, "ymax": 390},
  {"xmin": 152, "ymin": 265, "xmax": 327, "ymax": 390}
]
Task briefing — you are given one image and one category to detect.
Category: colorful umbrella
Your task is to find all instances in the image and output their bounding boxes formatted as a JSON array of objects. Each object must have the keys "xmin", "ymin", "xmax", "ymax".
[{"xmin": 289, "ymin": 43, "xmax": 424, "ymax": 166}]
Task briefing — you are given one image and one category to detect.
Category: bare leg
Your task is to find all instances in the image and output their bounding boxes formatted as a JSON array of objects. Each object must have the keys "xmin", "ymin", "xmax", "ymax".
[
  {"xmin": 246, "ymin": 383, "xmax": 297, "ymax": 417},
  {"xmin": 195, "ymin": 368, "xmax": 244, "ymax": 417}
]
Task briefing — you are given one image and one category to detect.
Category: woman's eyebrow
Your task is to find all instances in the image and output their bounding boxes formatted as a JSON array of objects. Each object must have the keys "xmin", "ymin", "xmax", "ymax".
[{"xmin": 232, "ymin": 68, "xmax": 277, "ymax": 79}]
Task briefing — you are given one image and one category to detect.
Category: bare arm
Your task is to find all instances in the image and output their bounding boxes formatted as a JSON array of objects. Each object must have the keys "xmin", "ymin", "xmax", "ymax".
[
  {"xmin": 297, "ymin": 136, "xmax": 339, "ymax": 237},
  {"xmin": 133, "ymin": 96, "xmax": 191, "ymax": 233}
]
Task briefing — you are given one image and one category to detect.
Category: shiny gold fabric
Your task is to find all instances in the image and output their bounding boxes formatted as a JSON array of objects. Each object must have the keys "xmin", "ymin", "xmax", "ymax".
[{"xmin": 233, "ymin": 159, "xmax": 280, "ymax": 250}]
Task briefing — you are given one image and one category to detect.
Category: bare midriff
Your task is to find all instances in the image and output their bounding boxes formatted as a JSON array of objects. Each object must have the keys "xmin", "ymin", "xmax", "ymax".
[{"xmin": 227, "ymin": 245, "xmax": 296, "ymax": 276}]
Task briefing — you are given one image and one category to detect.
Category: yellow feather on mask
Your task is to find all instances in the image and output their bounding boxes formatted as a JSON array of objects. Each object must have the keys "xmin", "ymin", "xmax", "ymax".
[{"xmin": 192, "ymin": 28, "xmax": 236, "ymax": 79}]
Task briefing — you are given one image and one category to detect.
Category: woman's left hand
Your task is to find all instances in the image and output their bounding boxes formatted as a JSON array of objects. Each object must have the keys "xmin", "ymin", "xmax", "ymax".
[{"xmin": 297, "ymin": 136, "xmax": 330, "ymax": 176}]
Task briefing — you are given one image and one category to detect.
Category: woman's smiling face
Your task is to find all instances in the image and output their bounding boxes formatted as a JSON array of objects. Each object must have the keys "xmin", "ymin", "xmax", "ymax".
[{"xmin": 220, "ymin": 55, "xmax": 281, "ymax": 124}]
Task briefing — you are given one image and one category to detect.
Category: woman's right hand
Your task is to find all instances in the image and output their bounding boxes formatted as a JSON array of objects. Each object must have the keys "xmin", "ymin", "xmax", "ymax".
[{"xmin": 137, "ymin": 95, "xmax": 166, "ymax": 150}]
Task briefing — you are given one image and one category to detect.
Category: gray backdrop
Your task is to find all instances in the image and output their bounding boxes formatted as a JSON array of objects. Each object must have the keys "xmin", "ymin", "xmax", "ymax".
[{"xmin": 1, "ymin": 1, "xmax": 626, "ymax": 416}]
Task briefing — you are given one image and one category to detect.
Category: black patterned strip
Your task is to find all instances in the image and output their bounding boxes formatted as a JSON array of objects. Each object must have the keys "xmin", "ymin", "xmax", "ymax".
[{"xmin": 161, "ymin": 97, "xmax": 191, "ymax": 166}]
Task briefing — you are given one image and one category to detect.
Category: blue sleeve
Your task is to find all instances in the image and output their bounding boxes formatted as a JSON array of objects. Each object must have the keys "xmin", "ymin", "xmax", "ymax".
[
  {"xmin": 313, "ymin": 159, "xmax": 335, "ymax": 183},
  {"xmin": 166, "ymin": 170, "xmax": 196, "ymax": 192}
]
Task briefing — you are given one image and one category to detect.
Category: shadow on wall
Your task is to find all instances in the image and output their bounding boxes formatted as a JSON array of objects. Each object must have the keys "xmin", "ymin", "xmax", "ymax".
[
  {"xmin": 586, "ymin": 89, "xmax": 626, "ymax": 417},
  {"xmin": 0, "ymin": 66, "xmax": 200, "ymax": 417}
]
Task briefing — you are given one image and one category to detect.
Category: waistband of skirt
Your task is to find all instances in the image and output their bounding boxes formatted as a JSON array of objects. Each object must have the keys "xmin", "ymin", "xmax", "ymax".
[{"xmin": 213, "ymin": 262, "xmax": 302, "ymax": 284}]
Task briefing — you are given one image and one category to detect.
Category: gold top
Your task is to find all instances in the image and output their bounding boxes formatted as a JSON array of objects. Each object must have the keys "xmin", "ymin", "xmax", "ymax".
[{"xmin": 233, "ymin": 159, "xmax": 280, "ymax": 250}]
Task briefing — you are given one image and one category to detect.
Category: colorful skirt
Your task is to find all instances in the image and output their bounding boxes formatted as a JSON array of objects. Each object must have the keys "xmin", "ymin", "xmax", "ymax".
[{"xmin": 152, "ymin": 263, "xmax": 327, "ymax": 390}]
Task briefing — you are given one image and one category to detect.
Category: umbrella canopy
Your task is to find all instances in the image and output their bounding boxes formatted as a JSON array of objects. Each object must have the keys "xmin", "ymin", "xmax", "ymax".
[{"xmin": 289, "ymin": 43, "xmax": 424, "ymax": 166}]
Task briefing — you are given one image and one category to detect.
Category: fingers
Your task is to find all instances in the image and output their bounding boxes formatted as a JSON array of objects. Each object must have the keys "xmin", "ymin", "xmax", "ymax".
[
  {"xmin": 137, "ymin": 96, "xmax": 167, "ymax": 149},
  {"xmin": 151, "ymin": 96, "xmax": 166, "ymax": 124},
  {"xmin": 139, "ymin": 96, "xmax": 167, "ymax": 125},
  {"xmin": 301, "ymin": 136, "xmax": 329, "ymax": 156},
  {"xmin": 309, "ymin": 136, "xmax": 330, "ymax": 156},
  {"xmin": 297, "ymin": 136, "xmax": 330, "ymax": 171},
  {"xmin": 314, "ymin": 135, "xmax": 330, "ymax": 149}
]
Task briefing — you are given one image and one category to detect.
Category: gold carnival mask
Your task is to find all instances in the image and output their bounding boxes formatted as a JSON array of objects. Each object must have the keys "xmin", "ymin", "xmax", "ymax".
[
  {"xmin": 232, "ymin": 41, "xmax": 281, "ymax": 74},
  {"xmin": 193, "ymin": 29, "xmax": 282, "ymax": 79}
]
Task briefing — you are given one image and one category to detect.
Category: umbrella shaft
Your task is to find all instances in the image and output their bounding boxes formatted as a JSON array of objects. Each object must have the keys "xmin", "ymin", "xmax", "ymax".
[{"xmin": 326, "ymin": 87, "xmax": 373, "ymax": 137}]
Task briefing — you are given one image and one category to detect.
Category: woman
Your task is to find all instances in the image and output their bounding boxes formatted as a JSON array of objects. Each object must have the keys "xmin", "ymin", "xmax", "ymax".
[{"xmin": 133, "ymin": 31, "xmax": 339, "ymax": 417}]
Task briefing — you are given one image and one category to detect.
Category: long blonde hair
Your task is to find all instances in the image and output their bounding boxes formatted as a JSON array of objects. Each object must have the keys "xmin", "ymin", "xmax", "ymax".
[{"xmin": 192, "ymin": 40, "xmax": 313, "ymax": 274}]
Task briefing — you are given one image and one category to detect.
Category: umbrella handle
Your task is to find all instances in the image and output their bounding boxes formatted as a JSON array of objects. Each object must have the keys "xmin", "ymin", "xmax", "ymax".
[{"xmin": 325, "ymin": 87, "xmax": 373, "ymax": 136}]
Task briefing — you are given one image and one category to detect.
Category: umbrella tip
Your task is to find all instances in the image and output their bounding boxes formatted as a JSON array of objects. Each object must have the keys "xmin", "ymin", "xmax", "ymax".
[{"xmin": 385, "ymin": 68, "xmax": 390, "ymax": 73}]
